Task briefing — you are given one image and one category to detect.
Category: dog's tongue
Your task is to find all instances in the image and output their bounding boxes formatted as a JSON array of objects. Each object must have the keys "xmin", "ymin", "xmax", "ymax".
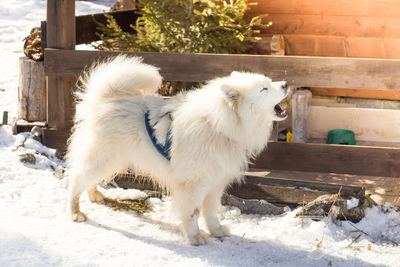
[{"xmin": 274, "ymin": 104, "xmax": 286, "ymax": 118}]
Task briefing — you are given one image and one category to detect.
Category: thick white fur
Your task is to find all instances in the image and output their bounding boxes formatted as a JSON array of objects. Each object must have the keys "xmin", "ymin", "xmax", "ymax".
[{"xmin": 66, "ymin": 55, "xmax": 288, "ymax": 245}]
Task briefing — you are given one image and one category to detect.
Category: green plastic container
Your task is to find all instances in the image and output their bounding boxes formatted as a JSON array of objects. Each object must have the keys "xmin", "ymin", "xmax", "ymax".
[{"xmin": 326, "ymin": 129, "xmax": 356, "ymax": 145}]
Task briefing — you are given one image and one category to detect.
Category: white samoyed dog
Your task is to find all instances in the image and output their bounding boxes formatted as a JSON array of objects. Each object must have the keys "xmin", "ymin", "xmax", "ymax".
[{"xmin": 66, "ymin": 55, "xmax": 288, "ymax": 245}]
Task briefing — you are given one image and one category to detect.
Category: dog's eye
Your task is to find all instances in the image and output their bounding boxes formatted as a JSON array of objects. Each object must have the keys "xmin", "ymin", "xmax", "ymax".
[{"xmin": 260, "ymin": 87, "xmax": 268, "ymax": 92}]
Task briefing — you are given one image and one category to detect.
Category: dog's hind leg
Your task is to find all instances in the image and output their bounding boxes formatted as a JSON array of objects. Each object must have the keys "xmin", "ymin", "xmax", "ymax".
[
  {"xmin": 202, "ymin": 188, "xmax": 230, "ymax": 238},
  {"xmin": 67, "ymin": 171, "xmax": 90, "ymax": 222},
  {"xmin": 67, "ymin": 158, "xmax": 118, "ymax": 222}
]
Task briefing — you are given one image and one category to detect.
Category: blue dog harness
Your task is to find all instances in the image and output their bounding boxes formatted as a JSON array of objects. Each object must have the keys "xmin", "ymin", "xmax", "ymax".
[{"xmin": 145, "ymin": 111, "xmax": 172, "ymax": 161}]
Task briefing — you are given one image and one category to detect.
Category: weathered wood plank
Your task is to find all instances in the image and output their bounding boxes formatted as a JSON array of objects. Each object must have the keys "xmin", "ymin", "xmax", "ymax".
[
  {"xmin": 279, "ymin": 34, "xmax": 400, "ymax": 59},
  {"xmin": 42, "ymin": 125, "xmax": 400, "ymax": 178},
  {"xmin": 113, "ymin": 170, "xmax": 365, "ymax": 205},
  {"xmin": 46, "ymin": 0, "xmax": 75, "ymax": 50},
  {"xmin": 46, "ymin": 0, "xmax": 76, "ymax": 128},
  {"xmin": 44, "ymin": 49, "xmax": 400, "ymax": 90},
  {"xmin": 228, "ymin": 172, "xmax": 365, "ymax": 205},
  {"xmin": 42, "ymin": 127, "xmax": 71, "ymax": 157},
  {"xmin": 247, "ymin": 0, "xmax": 400, "ymax": 17},
  {"xmin": 76, "ymin": 10, "xmax": 139, "ymax": 45},
  {"xmin": 310, "ymin": 87, "xmax": 400, "ymax": 101},
  {"xmin": 253, "ymin": 142, "xmax": 400, "ymax": 178},
  {"xmin": 46, "ymin": 76, "xmax": 76, "ymax": 128},
  {"xmin": 262, "ymin": 14, "xmax": 400, "ymax": 39},
  {"xmin": 246, "ymin": 168, "xmax": 400, "ymax": 205},
  {"xmin": 244, "ymin": 170, "xmax": 365, "ymax": 195}
]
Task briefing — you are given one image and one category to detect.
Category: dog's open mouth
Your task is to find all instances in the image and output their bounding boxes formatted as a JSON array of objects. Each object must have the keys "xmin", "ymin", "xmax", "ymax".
[{"xmin": 274, "ymin": 104, "xmax": 287, "ymax": 118}]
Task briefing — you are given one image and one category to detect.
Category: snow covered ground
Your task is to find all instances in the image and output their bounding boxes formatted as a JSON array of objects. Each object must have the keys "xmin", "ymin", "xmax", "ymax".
[{"xmin": 1, "ymin": 1, "xmax": 400, "ymax": 266}]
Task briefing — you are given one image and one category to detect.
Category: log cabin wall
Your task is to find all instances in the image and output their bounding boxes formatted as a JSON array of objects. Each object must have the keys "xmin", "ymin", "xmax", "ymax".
[{"xmin": 246, "ymin": 0, "xmax": 400, "ymax": 59}]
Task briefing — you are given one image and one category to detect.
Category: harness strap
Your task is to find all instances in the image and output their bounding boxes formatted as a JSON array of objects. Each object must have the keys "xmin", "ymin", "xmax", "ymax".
[{"xmin": 145, "ymin": 111, "xmax": 171, "ymax": 161}]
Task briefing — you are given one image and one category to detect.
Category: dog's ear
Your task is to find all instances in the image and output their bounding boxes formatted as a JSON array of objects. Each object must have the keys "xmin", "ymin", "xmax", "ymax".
[{"xmin": 221, "ymin": 84, "xmax": 239, "ymax": 108}]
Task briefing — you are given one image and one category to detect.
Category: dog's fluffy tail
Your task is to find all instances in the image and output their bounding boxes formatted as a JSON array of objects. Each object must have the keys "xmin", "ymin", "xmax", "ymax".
[{"xmin": 74, "ymin": 55, "xmax": 162, "ymax": 122}]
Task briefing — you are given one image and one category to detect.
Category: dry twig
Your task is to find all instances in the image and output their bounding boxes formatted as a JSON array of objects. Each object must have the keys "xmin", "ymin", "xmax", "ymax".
[
  {"xmin": 346, "ymin": 233, "xmax": 362, "ymax": 248},
  {"xmin": 316, "ymin": 186, "xmax": 342, "ymax": 248}
]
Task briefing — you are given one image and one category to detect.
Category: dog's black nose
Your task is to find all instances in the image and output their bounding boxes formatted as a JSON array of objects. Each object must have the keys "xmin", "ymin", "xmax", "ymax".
[{"xmin": 282, "ymin": 82, "xmax": 288, "ymax": 90}]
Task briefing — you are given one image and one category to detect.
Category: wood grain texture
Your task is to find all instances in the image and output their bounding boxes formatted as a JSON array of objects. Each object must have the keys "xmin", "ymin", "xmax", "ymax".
[
  {"xmin": 44, "ymin": 48, "xmax": 400, "ymax": 90},
  {"xmin": 46, "ymin": 0, "xmax": 76, "ymax": 128},
  {"xmin": 42, "ymin": 127, "xmax": 71, "ymax": 157},
  {"xmin": 280, "ymin": 34, "xmax": 400, "ymax": 59},
  {"xmin": 227, "ymin": 171, "xmax": 364, "ymax": 205},
  {"xmin": 46, "ymin": 0, "xmax": 75, "ymax": 49},
  {"xmin": 246, "ymin": 168, "xmax": 400, "ymax": 205},
  {"xmin": 42, "ymin": 127, "xmax": 400, "ymax": 178},
  {"xmin": 18, "ymin": 57, "xmax": 46, "ymax": 121},
  {"xmin": 244, "ymin": 1, "xmax": 400, "ymax": 59},
  {"xmin": 227, "ymin": 182, "xmax": 330, "ymax": 205},
  {"xmin": 112, "ymin": 169, "xmax": 364, "ymax": 205},
  {"xmin": 46, "ymin": 76, "xmax": 76, "ymax": 128},
  {"xmin": 252, "ymin": 142, "xmax": 400, "ymax": 178},
  {"xmin": 245, "ymin": 170, "xmax": 365, "ymax": 196},
  {"xmin": 262, "ymin": 14, "xmax": 400, "ymax": 39},
  {"xmin": 310, "ymin": 87, "xmax": 400, "ymax": 101},
  {"xmin": 247, "ymin": 0, "xmax": 400, "ymax": 17},
  {"xmin": 76, "ymin": 10, "xmax": 139, "ymax": 45}
]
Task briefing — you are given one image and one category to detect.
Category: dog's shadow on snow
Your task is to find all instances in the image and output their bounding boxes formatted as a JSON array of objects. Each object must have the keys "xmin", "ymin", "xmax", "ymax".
[{"xmin": 85, "ymin": 216, "xmax": 384, "ymax": 267}]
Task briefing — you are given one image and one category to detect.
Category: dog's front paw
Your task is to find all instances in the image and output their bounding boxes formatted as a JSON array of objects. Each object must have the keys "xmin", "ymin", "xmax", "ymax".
[
  {"xmin": 209, "ymin": 225, "xmax": 230, "ymax": 238},
  {"xmin": 69, "ymin": 211, "xmax": 87, "ymax": 222},
  {"xmin": 186, "ymin": 232, "xmax": 208, "ymax": 246}
]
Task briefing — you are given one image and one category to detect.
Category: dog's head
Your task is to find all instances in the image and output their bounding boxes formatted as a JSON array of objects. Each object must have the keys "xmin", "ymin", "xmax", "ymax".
[{"xmin": 220, "ymin": 71, "xmax": 289, "ymax": 122}]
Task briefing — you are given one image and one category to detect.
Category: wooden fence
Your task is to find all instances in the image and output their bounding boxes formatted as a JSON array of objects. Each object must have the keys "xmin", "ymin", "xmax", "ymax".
[
  {"xmin": 246, "ymin": 0, "xmax": 400, "ymax": 100},
  {"xmin": 248, "ymin": 0, "xmax": 400, "ymax": 59},
  {"xmin": 42, "ymin": 0, "xmax": 400, "ymax": 178}
]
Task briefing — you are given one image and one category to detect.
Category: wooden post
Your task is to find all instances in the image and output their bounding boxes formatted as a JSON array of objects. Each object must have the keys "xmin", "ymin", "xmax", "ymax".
[
  {"xmin": 46, "ymin": 0, "xmax": 76, "ymax": 129},
  {"xmin": 18, "ymin": 57, "xmax": 46, "ymax": 121}
]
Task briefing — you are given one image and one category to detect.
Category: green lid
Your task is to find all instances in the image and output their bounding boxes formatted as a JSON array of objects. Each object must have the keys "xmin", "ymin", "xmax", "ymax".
[{"xmin": 326, "ymin": 129, "xmax": 356, "ymax": 145}]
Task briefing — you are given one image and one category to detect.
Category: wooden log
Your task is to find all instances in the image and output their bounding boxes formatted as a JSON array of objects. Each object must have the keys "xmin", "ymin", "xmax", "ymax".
[
  {"xmin": 44, "ymin": 48, "xmax": 400, "ymax": 90},
  {"xmin": 112, "ymin": 170, "xmax": 365, "ymax": 206},
  {"xmin": 247, "ymin": 168, "xmax": 400, "ymax": 205},
  {"xmin": 18, "ymin": 57, "xmax": 46, "ymax": 121},
  {"xmin": 228, "ymin": 182, "xmax": 341, "ymax": 205},
  {"xmin": 221, "ymin": 193, "xmax": 285, "ymax": 215},
  {"xmin": 46, "ymin": 0, "xmax": 76, "ymax": 129},
  {"xmin": 245, "ymin": 170, "xmax": 366, "ymax": 196},
  {"xmin": 227, "ymin": 171, "xmax": 365, "ymax": 205}
]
